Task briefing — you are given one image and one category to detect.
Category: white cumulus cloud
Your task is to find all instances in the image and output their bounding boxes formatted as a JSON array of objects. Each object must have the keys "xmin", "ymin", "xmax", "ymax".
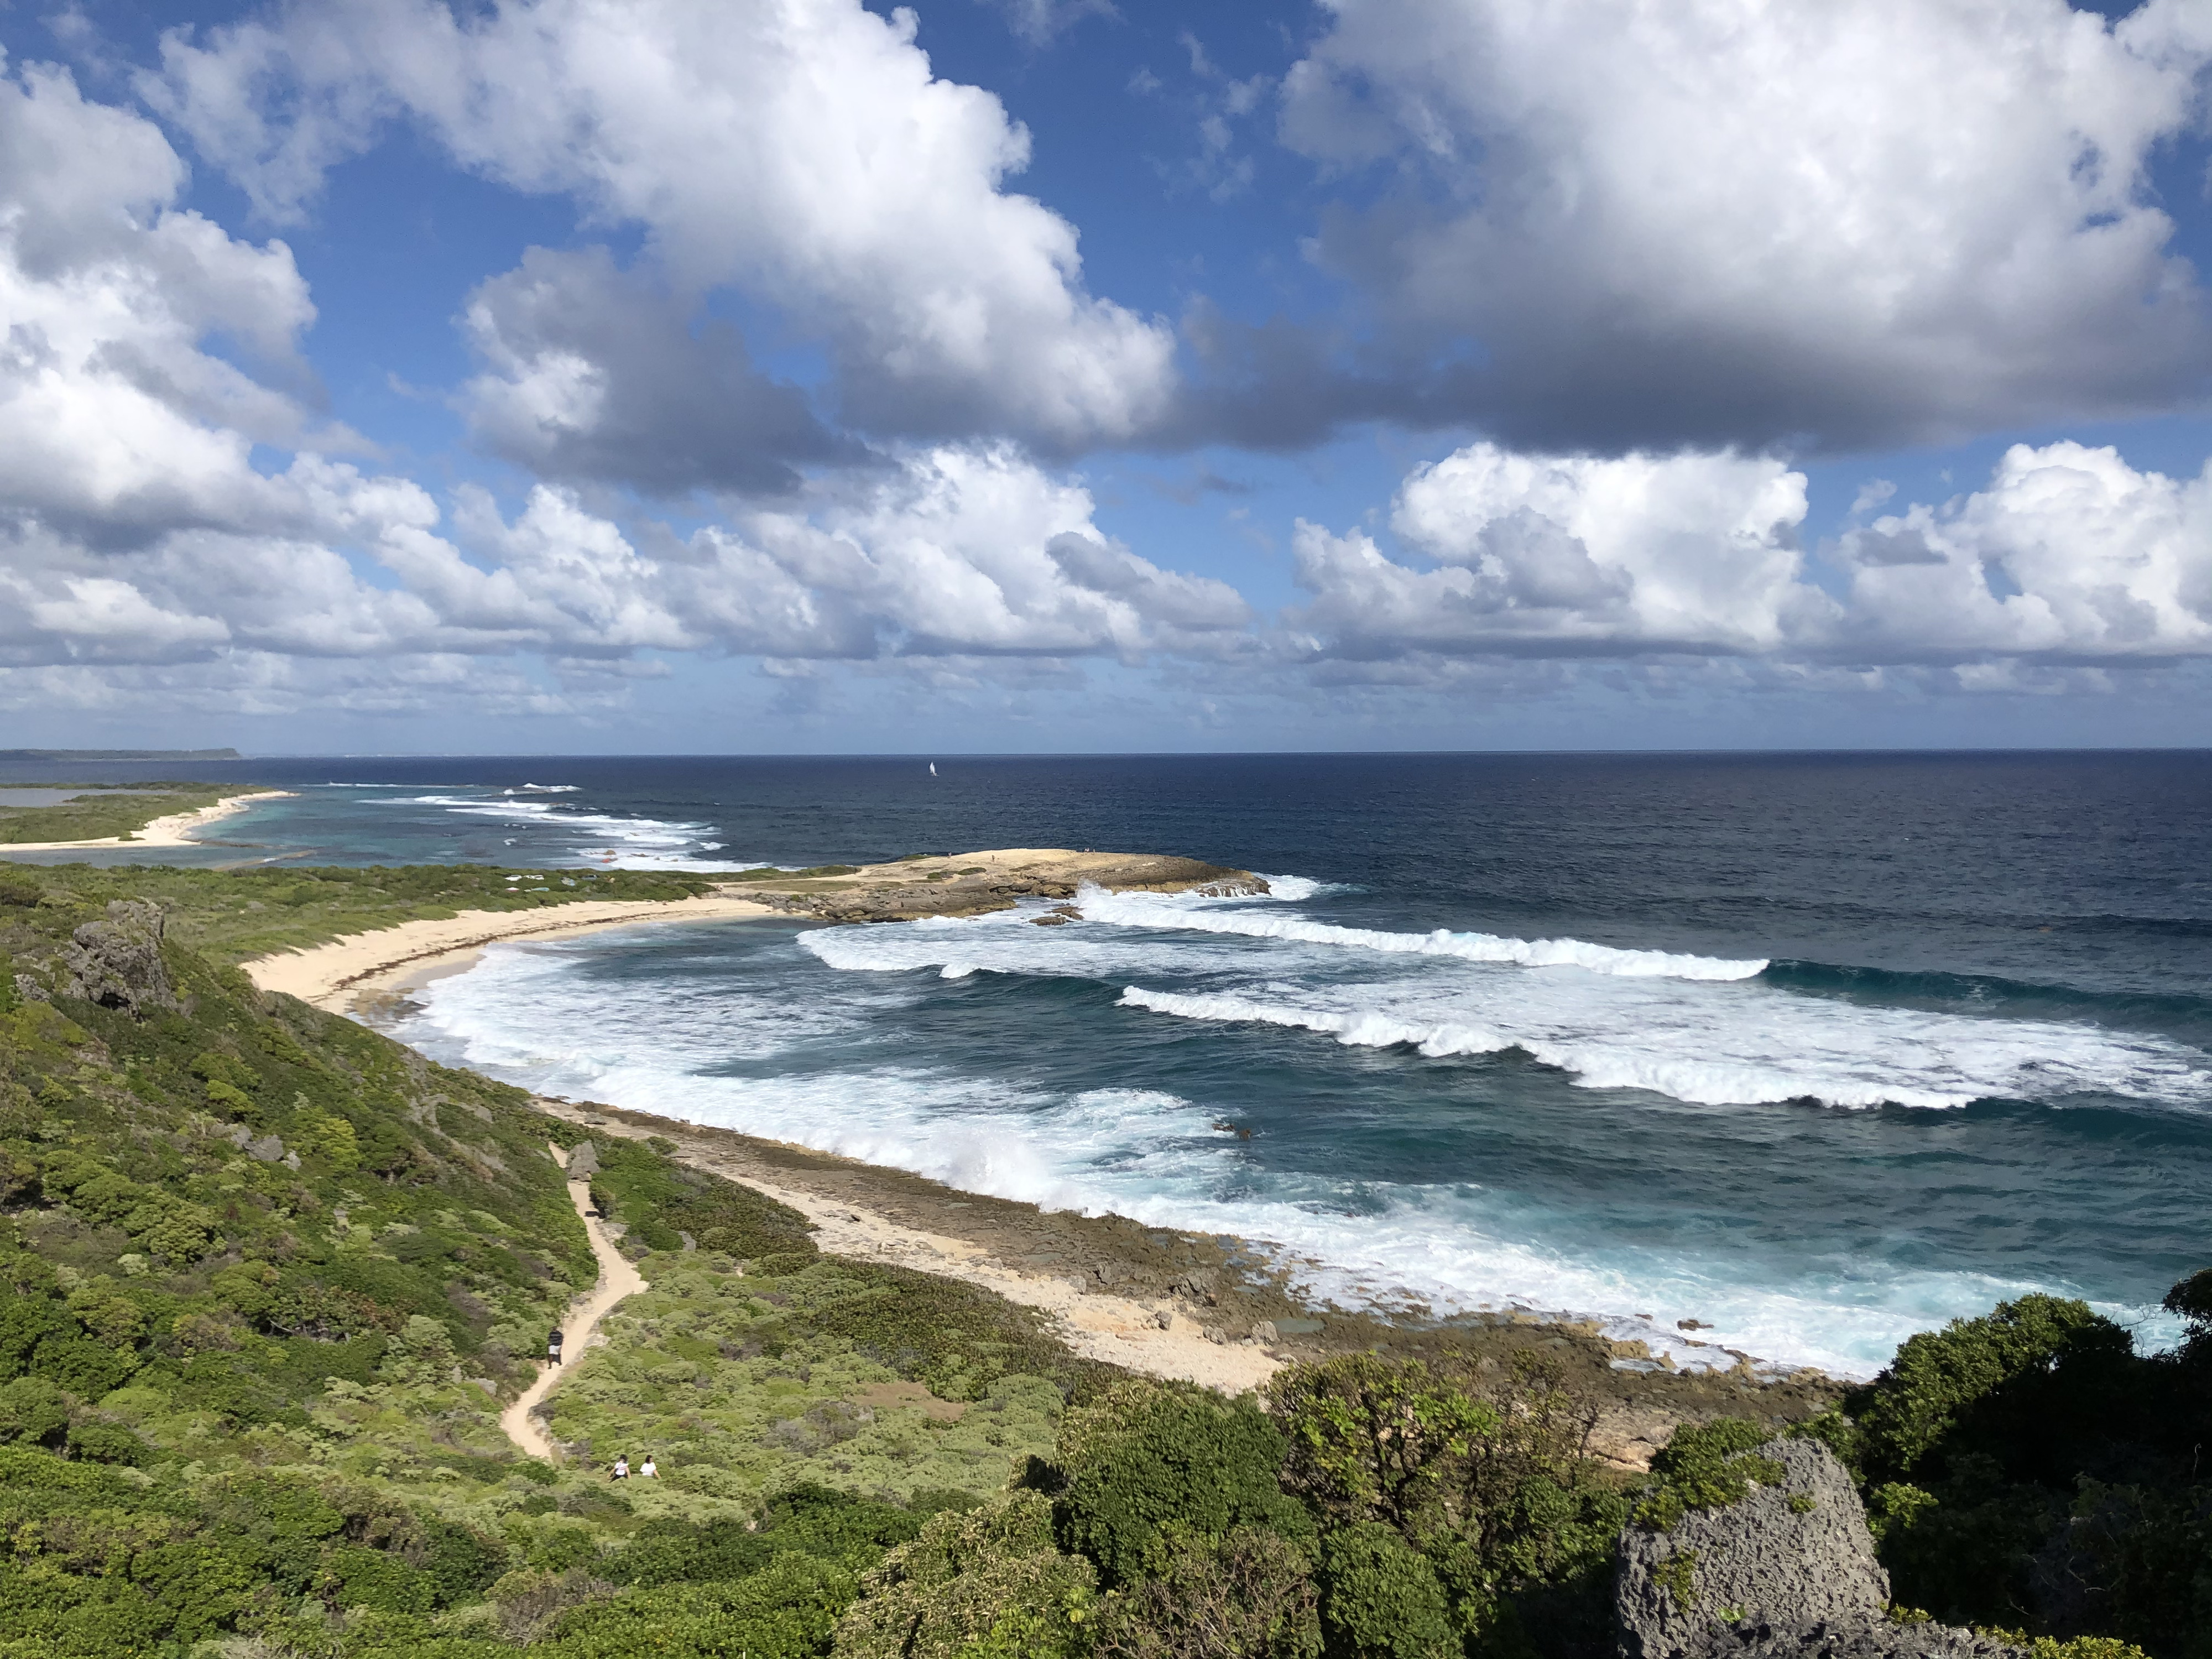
[
  {"xmin": 1291, "ymin": 439, "xmax": 2212, "ymax": 671},
  {"xmin": 1275, "ymin": 0, "xmax": 2212, "ymax": 450},
  {"xmin": 143, "ymin": 0, "xmax": 1177, "ymax": 452},
  {"xmin": 1832, "ymin": 442, "xmax": 2212, "ymax": 662},
  {"xmin": 1292, "ymin": 446, "xmax": 1821, "ymax": 658}
]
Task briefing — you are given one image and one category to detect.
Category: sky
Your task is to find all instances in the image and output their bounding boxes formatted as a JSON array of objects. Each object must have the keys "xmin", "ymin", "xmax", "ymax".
[{"xmin": 1, "ymin": 0, "xmax": 2210, "ymax": 755}]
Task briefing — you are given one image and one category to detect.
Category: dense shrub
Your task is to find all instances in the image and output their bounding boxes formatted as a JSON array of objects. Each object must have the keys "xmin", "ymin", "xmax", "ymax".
[
  {"xmin": 1093, "ymin": 1526, "xmax": 1321, "ymax": 1659},
  {"xmin": 1813, "ymin": 1279, "xmax": 2212, "ymax": 1655},
  {"xmin": 1049, "ymin": 1379, "xmax": 1311, "ymax": 1585},
  {"xmin": 1317, "ymin": 1521, "xmax": 1458, "ymax": 1659},
  {"xmin": 832, "ymin": 1491, "xmax": 1097, "ymax": 1659}
]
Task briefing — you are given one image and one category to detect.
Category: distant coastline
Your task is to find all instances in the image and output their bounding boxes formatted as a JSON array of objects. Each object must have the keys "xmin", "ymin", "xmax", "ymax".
[
  {"xmin": 244, "ymin": 846, "xmax": 1262, "ymax": 1014},
  {"xmin": 0, "ymin": 787, "xmax": 294, "ymax": 852}
]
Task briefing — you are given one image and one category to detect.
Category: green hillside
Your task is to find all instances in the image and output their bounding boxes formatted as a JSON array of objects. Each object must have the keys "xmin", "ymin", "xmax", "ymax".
[
  {"xmin": 0, "ymin": 860, "xmax": 2203, "ymax": 1659},
  {"xmin": 0, "ymin": 865, "xmax": 1100, "ymax": 1657}
]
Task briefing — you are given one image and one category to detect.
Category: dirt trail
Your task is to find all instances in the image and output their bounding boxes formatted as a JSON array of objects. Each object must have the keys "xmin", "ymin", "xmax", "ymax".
[{"xmin": 499, "ymin": 1144, "xmax": 650, "ymax": 1462}]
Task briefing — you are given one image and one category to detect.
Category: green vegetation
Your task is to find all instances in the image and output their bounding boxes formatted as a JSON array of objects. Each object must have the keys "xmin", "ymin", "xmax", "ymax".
[
  {"xmin": 1803, "ymin": 1289, "xmax": 2212, "ymax": 1655},
  {"xmin": 1627, "ymin": 1283, "xmax": 2211, "ymax": 1657},
  {"xmin": 0, "ymin": 861, "xmax": 717, "ymax": 962},
  {"xmin": 0, "ymin": 785, "xmax": 247, "ymax": 846},
  {"xmin": 0, "ymin": 856, "xmax": 2204, "ymax": 1658}
]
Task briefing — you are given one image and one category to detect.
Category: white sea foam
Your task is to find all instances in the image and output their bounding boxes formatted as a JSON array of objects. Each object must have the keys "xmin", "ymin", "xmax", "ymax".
[
  {"xmin": 797, "ymin": 900, "xmax": 2209, "ymax": 1112},
  {"xmin": 1074, "ymin": 886, "xmax": 1768, "ymax": 980},
  {"xmin": 1114, "ymin": 980, "xmax": 2210, "ymax": 1110},
  {"xmin": 371, "ymin": 791, "xmax": 757, "ymax": 871},
  {"xmin": 392, "ymin": 937, "xmax": 2181, "ymax": 1378},
  {"xmin": 1254, "ymin": 873, "xmax": 1331, "ymax": 901},
  {"xmin": 798, "ymin": 903, "xmax": 1269, "ymax": 982}
]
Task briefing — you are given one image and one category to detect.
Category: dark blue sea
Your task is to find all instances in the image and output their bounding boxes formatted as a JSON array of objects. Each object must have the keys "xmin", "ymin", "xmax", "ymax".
[{"xmin": 7, "ymin": 751, "xmax": 2208, "ymax": 1377}]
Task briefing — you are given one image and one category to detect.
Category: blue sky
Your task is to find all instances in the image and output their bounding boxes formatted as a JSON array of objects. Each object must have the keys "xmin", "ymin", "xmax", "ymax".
[{"xmin": 1, "ymin": 0, "xmax": 2209, "ymax": 753}]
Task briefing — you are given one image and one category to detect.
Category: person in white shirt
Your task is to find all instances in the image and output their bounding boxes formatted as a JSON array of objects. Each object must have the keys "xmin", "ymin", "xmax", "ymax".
[
  {"xmin": 639, "ymin": 1455, "xmax": 658, "ymax": 1478},
  {"xmin": 611, "ymin": 1454, "xmax": 629, "ymax": 1480}
]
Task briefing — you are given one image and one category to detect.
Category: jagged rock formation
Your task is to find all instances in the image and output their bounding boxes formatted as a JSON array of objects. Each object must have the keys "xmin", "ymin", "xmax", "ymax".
[
  {"xmin": 57, "ymin": 899, "xmax": 177, "ymax": 1016},
  {"xmin": 1615, "ymin": 1439, "xmax": 2022, "ymax": 1659}
]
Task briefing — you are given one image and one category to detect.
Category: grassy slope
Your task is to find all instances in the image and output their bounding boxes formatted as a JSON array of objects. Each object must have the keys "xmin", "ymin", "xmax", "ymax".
[
  {"xmin": 3, "ymin": 863, "xmax": 721, "ymax": 962},
  {"xmin": 0, "ymin": 865, "xmax": 1090, "ymax": 1657},
  {"xmin": 0, "ymin": 785, "xmax": 248, "ymax": 846}
]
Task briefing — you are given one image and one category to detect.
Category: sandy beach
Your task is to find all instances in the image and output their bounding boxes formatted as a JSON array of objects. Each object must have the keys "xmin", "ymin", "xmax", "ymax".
[
  {"xmin": 246, "ymin": 846, "xmax": 1260, "ymax": 1015},
  {"xmin": 0, "ymin": 789, "xmax": 296, "ymax": 852},
  {"xmin": 246, "ymin": 892, "xmax": 781, "ymax": 1012}
]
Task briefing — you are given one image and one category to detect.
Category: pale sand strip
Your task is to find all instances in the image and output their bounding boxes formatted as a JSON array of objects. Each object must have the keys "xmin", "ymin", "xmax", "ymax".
[
  {"xmin": 501, "ymin": 1142, "xmax": 650, "ymax": 1462},
  {"xmin": 0, "ymin": 789, "xmax": 297, "ymax": 852},
  {"xmin": 728, "ymin": 1168, "xmax": 1282, "ymax": 1396},
  {"xmin": 246, "ymin": 894, "xmax": 778, "ymax": 1013},
  {"xmin": 533, "ymin": 1098, "xmax": 1281, "ymax": 1398}
]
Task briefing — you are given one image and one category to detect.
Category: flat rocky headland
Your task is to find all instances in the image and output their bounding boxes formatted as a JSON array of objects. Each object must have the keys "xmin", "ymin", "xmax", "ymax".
[{"xmin": 720, "ymin": 847, "xmax": 1266, "ymax": 922}]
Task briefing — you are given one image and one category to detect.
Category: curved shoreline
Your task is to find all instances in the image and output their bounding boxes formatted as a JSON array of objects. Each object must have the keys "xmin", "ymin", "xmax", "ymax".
[
  {"xmin": 0, "ymin": 789, "xmax": 296, "ymax": 852},
  {"xmin": 242, "ymin": 846, "xmax": 1261, "ymax": 1014},
  {"xmin": 244, "ymin": 893, "xmax": 780, "ymax": 1013}
]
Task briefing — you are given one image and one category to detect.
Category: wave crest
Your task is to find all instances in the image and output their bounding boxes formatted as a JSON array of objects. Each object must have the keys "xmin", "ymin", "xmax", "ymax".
[{"xmin": 1076, "ymin": 886, "xmax": 1768, "ymax": 981}]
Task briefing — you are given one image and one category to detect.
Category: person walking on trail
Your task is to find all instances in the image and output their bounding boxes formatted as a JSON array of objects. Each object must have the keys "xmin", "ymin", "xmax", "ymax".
[
  {"xmin": 639, "ymin": 1455, "xmax": 658, "ymax": 1479},
  {"xmin": 547, "ymin": 1327, "xmax": 564, "ymax": 1367},
  {"xmin": 611, "ymin": 1454, "xmax": 629, "ymax": 1480}
]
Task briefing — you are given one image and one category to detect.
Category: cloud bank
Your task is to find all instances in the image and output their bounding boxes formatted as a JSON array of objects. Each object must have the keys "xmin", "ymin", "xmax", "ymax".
[
  {"xmin": 1256, "ymin": 0, "xmax": 2212, "ymax": 452},
  {"xmin": 2, "ymin": 0, "xmax": 2210, "ymax": 734}
]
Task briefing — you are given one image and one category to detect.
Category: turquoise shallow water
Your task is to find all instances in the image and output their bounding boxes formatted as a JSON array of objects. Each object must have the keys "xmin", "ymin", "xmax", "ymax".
[{"xmin": 7, "ymin": 751, "xmax": 2207, "ymax": 1376}]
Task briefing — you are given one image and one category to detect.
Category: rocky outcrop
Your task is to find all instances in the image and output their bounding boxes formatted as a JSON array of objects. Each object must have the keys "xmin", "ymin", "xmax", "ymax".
[
  {"xmin": 1682, "ymin": 1620, "xmax": 2027, "ymax": 1657},
  {"xmin": 59, "ymin": 900, "xmax": 177, "ymax": 1016},
  {"xmin": 1615, "ymin": 1438, "xmax": 2021, "ymax": 1659},
  {"xmin": 730, "ymin": 852, "xmax": 1267, "ymax": 925},
  {"xmin": 565, "ymin": 1139, "xmax": 601, "ymax": 1177}
]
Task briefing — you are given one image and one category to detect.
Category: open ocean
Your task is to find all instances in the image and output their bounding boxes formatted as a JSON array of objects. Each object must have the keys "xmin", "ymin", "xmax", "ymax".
[{"xmin": 8, "ymin": 750, "xmax": 2208, "ymax": 1379}]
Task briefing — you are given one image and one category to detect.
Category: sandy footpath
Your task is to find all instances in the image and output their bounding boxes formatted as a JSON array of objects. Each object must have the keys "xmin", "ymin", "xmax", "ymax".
[
  {"xmin": 502, "ymin": 1142, "xmax": 651, "ymax": 1462},
  {"xmin": 0, "ymin": 789, "xmax": 296, "ymax": 852},
  {"xmin": 535, "ymin": 1098, "xmax": 1281, "ymax": 1396},
  {"xmin": 247, "ymin": 894, "xmax": 779, "ymax": 1012}
]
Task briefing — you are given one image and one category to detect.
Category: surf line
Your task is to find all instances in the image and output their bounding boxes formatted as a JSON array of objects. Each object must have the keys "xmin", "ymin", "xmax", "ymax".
[{"xmin": 500, "ymin": 1142, "xmax": 649, "ymax": 1463}]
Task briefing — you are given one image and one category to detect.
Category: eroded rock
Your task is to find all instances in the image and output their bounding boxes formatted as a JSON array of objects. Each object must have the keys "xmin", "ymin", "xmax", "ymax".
[
  {"xmin": 59, "ymin": 900, "xmax": 176, "ymax": 1016},
  {"xmin": 1685, "ymin": 1618, "xmax": 2024, "ymax": 1657},
  {"xmin": 1614, "ymin": 1439, "xmax": 2020, "ymax": 1658}
]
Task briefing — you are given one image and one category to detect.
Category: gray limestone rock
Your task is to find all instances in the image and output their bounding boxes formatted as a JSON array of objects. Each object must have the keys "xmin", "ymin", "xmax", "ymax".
[
  {"xmin": 246, "ymin": 1134, "xmax": 288, "ymax": 1164},
  {"xmin": 1683, "ymin": 1618, "xmax": 2024, "ymax": 1657},
  {"xmin": 59, "ymin": 900, "xmax": 176, "ymax": 1016},
  {"xmin": 565, "ymin": 1139, "xmax": 601, "ymax": 1177},
  {"xmin": 1614, "ymin": 1438, "xmax": 2022, "ymax": 1659},
  {"xmin": 1616, "ymin": 1439, "xmax": 1886, "ymax": 1657}
]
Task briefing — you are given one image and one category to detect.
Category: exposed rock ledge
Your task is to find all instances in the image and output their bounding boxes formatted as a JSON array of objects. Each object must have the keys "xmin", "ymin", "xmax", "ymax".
[
  {"xmin": 721, "ymin": 848, "xmax": 1265, "ymax": 924},
  {"xmin": 1616, "ymin": 1438, "xmax": 2022, "ymax": 1659}
]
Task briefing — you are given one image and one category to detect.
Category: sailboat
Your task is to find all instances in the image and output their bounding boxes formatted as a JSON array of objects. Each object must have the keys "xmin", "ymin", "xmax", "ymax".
[{"xmin": 929, "ymin": 763, "xmax": 937, "ymax": 776}]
